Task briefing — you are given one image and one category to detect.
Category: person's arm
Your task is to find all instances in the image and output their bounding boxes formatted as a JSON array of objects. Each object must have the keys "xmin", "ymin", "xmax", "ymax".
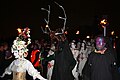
[{"xmin": 26, "ymin": 60, "xmax": 47, "ymax": 80}]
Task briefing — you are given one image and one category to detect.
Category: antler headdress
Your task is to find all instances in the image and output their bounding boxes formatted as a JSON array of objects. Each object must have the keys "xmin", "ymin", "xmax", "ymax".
[{"xmin": 41, "ymin": 1, "xmax": 67, "ymax": 35}]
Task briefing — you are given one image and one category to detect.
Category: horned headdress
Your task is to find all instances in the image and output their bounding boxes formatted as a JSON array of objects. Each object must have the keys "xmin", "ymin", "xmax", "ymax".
[{"xmin": 41, "ymin": 1, "xmax": 67, "ymax": 35}]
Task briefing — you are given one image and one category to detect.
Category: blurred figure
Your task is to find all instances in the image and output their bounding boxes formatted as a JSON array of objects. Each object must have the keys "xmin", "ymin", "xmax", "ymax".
[
  {"xmin": 70, "ymin": 41, "xmax": 80, "ymax": 80},
  {"xmin": 30, "ymin": 44, "xmax": 42, "ymax": 72},
  {"xmin": 3, "ymin": 42, "xmax": 13, "ymax": 60},
  {"xmin": 78, "ymin": 41, "xmax": 88, "ymax": 79},
  {"xmin": 2, "ymin": 42, "xmax": 14, "ymax": 80},
  {"xmin": 47, "ymin": 44, "xmax": 55, "ymax": 80}
]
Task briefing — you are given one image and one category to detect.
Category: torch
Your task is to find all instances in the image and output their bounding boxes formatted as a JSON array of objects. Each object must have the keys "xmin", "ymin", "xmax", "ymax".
[
  {"xmin": 17, "ymin": 28, "xmax": 22, "ymax": 34},
  {"xmin": 100, "ymin": 19, "xmax": 108, "ymax": 37}
]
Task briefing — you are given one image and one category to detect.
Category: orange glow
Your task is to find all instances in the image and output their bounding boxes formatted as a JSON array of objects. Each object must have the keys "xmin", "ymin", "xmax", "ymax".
[
  {"xmin": 76, "ymin": 30, "xmax": 79, "ymax": 34},
  {"xmin": 113, "ymin": 42, "xmax": 116, "ymax": 48},
  {"xmin": 64, "ymin": 31, "xmax": 68, "ymax": 34},
  {"xmin": 86, "ymin": 36, "xmax": 90, "ymax": 38},
  {"xmin": 100, "ymin": 19, "xmax": 107, "ymax": 25},
  {"xmin": 46, "ymin": 25, "xmax": 48, "ymax": 27},
  {"xmin": 111, "ymin": 31, "xmax": 114, "ymax": 35},
  {"xmin": 17, "ymin": 28, "xmax": 22, "ymax": 34}
]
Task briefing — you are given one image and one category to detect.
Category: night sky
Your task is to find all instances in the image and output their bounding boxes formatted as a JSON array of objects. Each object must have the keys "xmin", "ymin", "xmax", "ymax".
[{"xmin": 0, "ymin": 0, "xmax": 120, "ymax": 40}]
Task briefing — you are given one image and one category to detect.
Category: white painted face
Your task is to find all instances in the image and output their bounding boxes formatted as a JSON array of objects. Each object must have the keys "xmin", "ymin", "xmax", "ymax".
[
  {"xmin": 13, "ymin": 49, "xmax": 24, "ymax": 59},
  {"xmin": 18, "ymin": 49, "xmax": 24, "ymax": 56}
]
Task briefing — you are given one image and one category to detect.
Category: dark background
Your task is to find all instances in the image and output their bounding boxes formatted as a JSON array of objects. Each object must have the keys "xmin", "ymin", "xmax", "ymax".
[{"xmin": 0, "ymin": 0, "xmax": 120, "ymax": 40}]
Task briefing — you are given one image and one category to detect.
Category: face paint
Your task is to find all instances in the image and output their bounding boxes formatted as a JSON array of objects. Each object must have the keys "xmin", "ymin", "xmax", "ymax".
[{"xmin": 96, "ymin": 37, "xmax": 106, "ymax": 50}]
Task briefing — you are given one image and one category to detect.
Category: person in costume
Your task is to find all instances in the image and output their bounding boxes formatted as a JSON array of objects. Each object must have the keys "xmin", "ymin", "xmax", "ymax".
[
  {"xmin": 70, "ymin": 40, "xmax": 80, "ymax": 80},
  {"xmin": 82, "ymin": 35, "xmax": 120, "ymax": 80},
  {"xmin": 47, "ymin": 43, "xmax": 55, "ymax": 80},
  {"xmin": 78, "ymin": 40, "xmax": 88, "ymax": 78},
  {"xmin": 49, "ymin": 31, "xmax": 76, "ymax": 80},
  {"xmin": 0, "ymin": 27, "xmax": 47, "ymax": 80},
  {"xmin": 30, "ymin": 43, "xmax": 42, "ymax": 72}
]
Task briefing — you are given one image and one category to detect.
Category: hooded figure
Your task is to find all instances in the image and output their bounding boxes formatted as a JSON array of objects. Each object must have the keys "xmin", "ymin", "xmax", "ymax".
[
  {"xmin": 50, "ymin": 32, "xmax": 76, "ymax": 80},
  {"xmin": 82, "ymin": 35, "xmax": 120, "ymax": 80}
]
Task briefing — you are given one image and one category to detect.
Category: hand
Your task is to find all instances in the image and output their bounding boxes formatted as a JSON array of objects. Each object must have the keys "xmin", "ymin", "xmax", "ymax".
[
  {"xmin": 40, "ymin": 79, "xmax": 47, "ymax": 80},
  {"xmin": 33, "ymin": 72, "xmax": 47, "ymax": 80},
  {"xmin": 41, "ymin": 79, "xmax": 47, "ymax": 80},
  {"xmin": 37, "ymin": 74, "xmax": 47, "ymax": 80}
]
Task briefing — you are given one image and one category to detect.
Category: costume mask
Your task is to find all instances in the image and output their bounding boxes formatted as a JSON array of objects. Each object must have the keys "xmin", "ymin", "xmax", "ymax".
[{"xmin": 96, "ymin": 37, "xmax": 106, "ymax": 50}]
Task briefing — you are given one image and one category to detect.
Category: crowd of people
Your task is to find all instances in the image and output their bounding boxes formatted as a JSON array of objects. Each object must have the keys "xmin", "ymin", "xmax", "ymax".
[{"xmin": 0, "ymin": 27, "xmax": 120, "ymax": 80}]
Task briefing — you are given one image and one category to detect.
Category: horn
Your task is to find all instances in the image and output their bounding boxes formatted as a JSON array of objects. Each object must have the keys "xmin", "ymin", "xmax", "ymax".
[
  {"xmin": 41, "ymin": 5, "xmax": 51, "ymax": 34},
  {"xmin": 54, "ymin": 1, "xmax": 67, "ymax": 33}
]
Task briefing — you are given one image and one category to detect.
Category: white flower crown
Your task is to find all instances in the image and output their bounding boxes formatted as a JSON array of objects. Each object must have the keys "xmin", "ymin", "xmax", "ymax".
[{"xmin": 11, "ymin": 27, "xmax": 31, "ymax": 58}]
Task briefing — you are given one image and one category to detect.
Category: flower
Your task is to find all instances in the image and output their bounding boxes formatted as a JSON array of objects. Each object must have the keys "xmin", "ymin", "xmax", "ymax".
[{"xmin": 11, "ymin": 27, "xmax": 31, "ymax": 58}]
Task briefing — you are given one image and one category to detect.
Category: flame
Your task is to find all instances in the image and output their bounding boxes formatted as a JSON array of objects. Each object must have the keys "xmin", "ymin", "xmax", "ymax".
[
  {"xmin": 111, "ymin": 31, "xmax": 114, "ymax": 35},
  {"xmin": 76, "ymin": 30, "xmax": 79, "ymax": 34},
  {"xmin": 46, "ymin": 25, "xmax": 48, "ymax": 28},
  {"xmin": 113, "ymin": 42, "xmax": 116, "ymax": 48},
  {"xmin": 100, "ymin": 19, "xmax": 107, "ymax": 25},
  {"xmin": 17, "ymin": 28, "xmax": 22, "ymax": 34},
  {"xmin": 86, "ymin": 36, "xmax": 90, "ymax": 38}
]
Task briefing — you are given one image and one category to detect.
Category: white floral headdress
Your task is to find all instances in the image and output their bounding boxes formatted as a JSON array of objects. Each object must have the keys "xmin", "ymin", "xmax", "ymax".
[{"xmin": 11, "ymin": 27, "xmax": 31, "ymax": 58}]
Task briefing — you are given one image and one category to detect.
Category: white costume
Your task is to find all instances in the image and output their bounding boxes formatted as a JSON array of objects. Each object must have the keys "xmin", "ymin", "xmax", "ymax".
[
  {"xmin": 47, "ymin": 44, "xmax": 55, "ymax": 80},
  {"xmin": 78, "ymin": 41, "xmax": 87, "ymax": 76},
  {"xmin": 70, "ymin": 42, "xmax": 79, "ymax": 80},
  {"xmin": 2, "ymin": 58, "xmax": 46, "ymax": 80},
  {"xmin": 0, "ymin": 27, "xmax": 47, "ymax": 80}
]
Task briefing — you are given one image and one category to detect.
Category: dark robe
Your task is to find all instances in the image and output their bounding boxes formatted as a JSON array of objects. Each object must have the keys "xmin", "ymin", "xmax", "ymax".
[
  {"xmin": 51, "ymin": 40, "xmax": 76, "ymax": 80},
  {"xmin": 82, "ymin": 49, "xmax": 120, "ymax": 80}
]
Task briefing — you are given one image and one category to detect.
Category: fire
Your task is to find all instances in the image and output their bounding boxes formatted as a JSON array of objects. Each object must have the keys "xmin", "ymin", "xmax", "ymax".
[
  {"xmin": 76, "ymin": 30, "xmax": 79, "ymax": 34},
  {"xmin": 17, "ymin": 28, "xmax": 22, "ymax": 34},
  {"xmin": 100, "ymin": 19, "xmax": 107, "ymax": 25},
  {"xmin": 111, "ymin": 31, "xmax": 114, "ymax": 35},
  {"xmin": 46, "ymin": 25, "xmax": 48, "ymax": 28}
]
